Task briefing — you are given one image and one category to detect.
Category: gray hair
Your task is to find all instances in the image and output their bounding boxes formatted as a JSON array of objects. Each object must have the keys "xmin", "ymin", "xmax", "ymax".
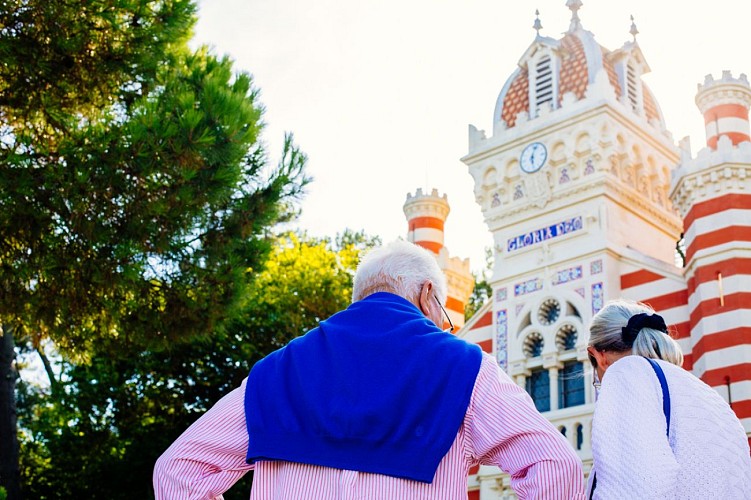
[
  {"xmin": 352, "ymin": 240, "xmax": 447, "ymax": 305},
  {"xmin": 589, "ymin": 299, "xmax": 684, "ymax": 367}
]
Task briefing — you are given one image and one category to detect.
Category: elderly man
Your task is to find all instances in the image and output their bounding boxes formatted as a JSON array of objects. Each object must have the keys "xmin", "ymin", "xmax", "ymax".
[{"xmin": 154, "ymin": 240, "xmax": 585, "ymax": 499}]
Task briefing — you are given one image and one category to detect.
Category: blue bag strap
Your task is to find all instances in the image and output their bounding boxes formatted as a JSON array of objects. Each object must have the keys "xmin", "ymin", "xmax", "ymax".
[{"xmin": 644, "ymin": 357, "xmax": 671, "ymax": 437}]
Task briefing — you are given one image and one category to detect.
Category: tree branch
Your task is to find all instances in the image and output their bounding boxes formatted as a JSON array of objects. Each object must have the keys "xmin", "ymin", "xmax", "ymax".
[{"xmin": 36, "ymin": 344, "xmax": 60, "ymax": 393}]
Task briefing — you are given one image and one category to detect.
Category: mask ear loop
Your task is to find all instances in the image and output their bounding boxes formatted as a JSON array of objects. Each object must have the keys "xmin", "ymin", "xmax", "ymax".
[
  {"xmin": 588, "ymin": 350, "xmax": 601, "ymax": 401},
  {"xmin": 592, "ymin": 368, "xmax": 601, "ymax": 402}
]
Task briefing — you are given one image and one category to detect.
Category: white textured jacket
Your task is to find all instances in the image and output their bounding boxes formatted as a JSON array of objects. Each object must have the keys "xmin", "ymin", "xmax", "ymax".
[{"xmin": 588, "ymin": 355, "xmax": 751, "ymax": 500}]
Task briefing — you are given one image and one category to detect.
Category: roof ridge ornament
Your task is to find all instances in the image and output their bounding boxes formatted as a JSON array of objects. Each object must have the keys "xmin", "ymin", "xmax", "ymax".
[
  {"xmin": 566, "ymin": 0, "xmax": 583, "ymax": 32},
  {"xmin": 533, "ymin": 9, "xmax": 543, "ymax": 36},
  {"xmin": 629, "ymin": 15, "xmax": 639, "ymax": 42}
]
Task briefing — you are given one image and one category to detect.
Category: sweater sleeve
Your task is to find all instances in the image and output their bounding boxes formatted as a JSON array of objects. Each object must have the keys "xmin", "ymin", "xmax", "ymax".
[
  {"xmin": 591, "ymin": 356, "xmax": 679, "ymax": 500},
  {"xmin": 465, "ymin": 354, "xmax": 585, "ymax": 499},
  {"xmin": 153, "ymin": 379, "xmax": 253, "ymax": 499}
]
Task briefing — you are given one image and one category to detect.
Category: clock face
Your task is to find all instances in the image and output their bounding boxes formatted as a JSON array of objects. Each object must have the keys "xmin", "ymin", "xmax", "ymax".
[{"xmin": 520, "ymin": 142, "xmax": 548, "ymax": 174}]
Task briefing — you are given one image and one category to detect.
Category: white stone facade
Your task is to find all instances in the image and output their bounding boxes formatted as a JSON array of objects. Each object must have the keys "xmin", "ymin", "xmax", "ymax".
[{"xmin": 452, "ymin": 4, "xmax": 751, "ymax": 499}]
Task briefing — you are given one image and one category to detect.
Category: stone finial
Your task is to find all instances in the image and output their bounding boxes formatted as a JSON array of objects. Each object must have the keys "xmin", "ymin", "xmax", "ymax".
[
  {"xmin": 629, "ymin": 15, "xmax": 639, "ymax": 42},
  {"xmin": 566, "ymin": 0, "xmax": 583, "ymax": 32},
  {"xmin": 533, "ymin": 9, "xmax": 543, "ymax": 36}
]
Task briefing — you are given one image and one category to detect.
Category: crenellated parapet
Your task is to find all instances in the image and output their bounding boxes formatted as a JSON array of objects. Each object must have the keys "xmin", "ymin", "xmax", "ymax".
[
  {"xmin": 670, "ymin": 138, "xmax": 751, "ymax": 218},
  {"xmin": 695, "ymin": 71, "xmax": 751, "ymax": 150},
  {"xmin": 403, "ymin": 188, "xmax": 450, "ymax": 254}
]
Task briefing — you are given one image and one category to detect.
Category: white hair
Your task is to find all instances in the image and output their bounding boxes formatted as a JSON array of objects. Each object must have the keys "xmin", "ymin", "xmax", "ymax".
[
  {"xmin": 352, "ymin": 240, "xmax": 447, "ymax": 305},
  {"xmin": 589, "ymin": 299, "xmax": 684, "ymax": 367}
]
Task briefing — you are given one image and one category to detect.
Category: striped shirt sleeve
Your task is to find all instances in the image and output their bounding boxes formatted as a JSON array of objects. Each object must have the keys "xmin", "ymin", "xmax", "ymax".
[
  {"xmin": 153, "ymin": 379, "xmax": 253, "ymax": 499},
  {"xmin": 465, "ymin": 354, "xmax": 586, "ymax": 499}
]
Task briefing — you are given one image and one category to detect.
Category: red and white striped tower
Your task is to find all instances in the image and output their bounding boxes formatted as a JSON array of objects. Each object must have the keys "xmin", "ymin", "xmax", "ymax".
[
  {"xmin": 671, "ymin": 71, "xmax": 751, "ymax": 440},
  {"xmin": 696, "ymin": 71, "xmax": 751, "ymax": 150},
  {"xmin": 404, "ymin": 188, "xmax": 449, "ymax": 254},
  {"xmin": 404, "ymin": 188, "xmax": 474, "ymax": 331}
]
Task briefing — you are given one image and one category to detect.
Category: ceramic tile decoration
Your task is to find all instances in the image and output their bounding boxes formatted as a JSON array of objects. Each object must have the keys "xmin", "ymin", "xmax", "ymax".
[
  {"xmin": 590, "ymin": 259, "xmax": 603, "ymax": 274},
  {"xmin": 496, "ymin": 309, "xmax": 508, "ymax": 371},
  {"xmin": 553, "ymin": 265, "xmax": 582, "ymax": 285},
  {"xmin": 592, "ymin": 282, "xmax": 604, "ymax": 314},
  {"xmin": 514, "ymin": 277, "xmax": 543, "ymax": 296}
]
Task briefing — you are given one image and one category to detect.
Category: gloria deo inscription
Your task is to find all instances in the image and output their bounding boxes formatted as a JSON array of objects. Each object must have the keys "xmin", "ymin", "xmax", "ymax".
[{"xmin": 506, "ymin": 216, "xmax": 583, "ymax": 252}]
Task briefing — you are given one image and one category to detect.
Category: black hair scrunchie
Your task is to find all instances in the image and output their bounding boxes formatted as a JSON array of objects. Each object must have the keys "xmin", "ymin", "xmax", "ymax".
[{"xmin": 621, "ymin": 312, "xmax": 668, "ymax": 345}]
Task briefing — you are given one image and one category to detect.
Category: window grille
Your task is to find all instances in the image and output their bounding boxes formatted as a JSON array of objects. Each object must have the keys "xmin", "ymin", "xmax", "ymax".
[
  {"xmin": 558, "ymin": 361, "xmax": 585, "ymax": 408},
  {"xmin": 535, "ymin": 56, "xmax": 554, "ymax": 115},
  {"xmin": 526, "ymin": 368, "xmax": 551, "ymax": 412},
  {"xmin": 626, "ymin": 63, "xmax": 638, "ymax": 110}
]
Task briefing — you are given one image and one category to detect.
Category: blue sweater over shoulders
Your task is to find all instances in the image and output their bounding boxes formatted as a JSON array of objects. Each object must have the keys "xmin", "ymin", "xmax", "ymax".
[{"xmin": 244, "ymin": 292, "xmax": 483, "ymax": 483}]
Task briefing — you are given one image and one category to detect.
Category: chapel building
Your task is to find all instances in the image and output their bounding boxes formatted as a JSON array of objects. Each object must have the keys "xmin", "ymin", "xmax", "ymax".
[{"xmin": 402, "ymin": 2, "xmax": 751, "ymax": 498}]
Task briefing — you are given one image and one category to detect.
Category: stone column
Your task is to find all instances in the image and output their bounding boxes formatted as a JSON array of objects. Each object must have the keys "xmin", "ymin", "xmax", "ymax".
[
  {"xmin": 543, "ymin": 354, "xmax": 562, "ymax": 411},
  {"xmin": 508, "ymin": 360, "xmax": 530, "ymax": 390}
]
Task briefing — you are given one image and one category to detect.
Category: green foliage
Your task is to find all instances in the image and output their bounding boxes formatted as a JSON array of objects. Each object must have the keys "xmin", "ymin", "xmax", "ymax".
[
  {"xmin": 0, "ymin": 0, "xmax": 195, "ymax": 124},
  {"xmin": 0, "ymin": 2, "xmax": 308, "ymax": 357},
  {"xmin": 18, "ymin": 231, "xmax": 378, "ymax": 499},
  {"xmin": 465, "ymin": 247, "xmax": 493, "ymax": 321},
  {"xmin": 1, "ymin": 1, "xmax": 309, "ymax": 496}
]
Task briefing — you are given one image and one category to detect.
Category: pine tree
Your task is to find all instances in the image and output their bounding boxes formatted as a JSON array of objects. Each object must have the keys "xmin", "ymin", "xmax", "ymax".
[{"xmin": 0, "ymin": 2, "xmax": 307, "ymax": 497}]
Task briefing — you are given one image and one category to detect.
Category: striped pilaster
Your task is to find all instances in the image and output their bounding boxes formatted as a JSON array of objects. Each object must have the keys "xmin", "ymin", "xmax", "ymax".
[
  {"xmin": 696, "ymin": 71, "xmax": 751, "ymax": 150},
  {"xmin": 681, "ymin": 193, "xmax": 751, "ymax": 426}
]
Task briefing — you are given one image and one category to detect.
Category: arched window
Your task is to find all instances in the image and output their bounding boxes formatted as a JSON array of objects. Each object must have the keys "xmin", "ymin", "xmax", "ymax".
[
  {"xmin": 526, "ymin": 368, "xmax": 550, "ymax": 412},
  {"xmin": 523, "ymin": 332, "xmax": 544, "ymax": 358},
  {"xmin": 538, "ymin": 298, "xmax": 560, "ymax": 325},
  {"xmin": 515, "ymin": 296, "xmax": 584, "ymax": 414},
  {"xmin": 558, "ymin": 361, "xmax": 585, "ymax": 408},
  {"xmin": 556, "ymin": 324, "xmax": 578, "ymax": 351}
]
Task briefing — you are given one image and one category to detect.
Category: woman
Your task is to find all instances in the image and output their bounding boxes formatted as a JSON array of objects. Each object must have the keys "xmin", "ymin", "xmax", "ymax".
[{"xmin": 586, "ymin": 299, "xmax": 751, "ymax": 499}]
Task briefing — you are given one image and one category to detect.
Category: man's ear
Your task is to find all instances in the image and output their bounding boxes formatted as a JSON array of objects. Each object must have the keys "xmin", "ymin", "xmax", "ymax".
[{"xmin": 418, "ymin": 280, "xmax": 434, "ymax": 316}]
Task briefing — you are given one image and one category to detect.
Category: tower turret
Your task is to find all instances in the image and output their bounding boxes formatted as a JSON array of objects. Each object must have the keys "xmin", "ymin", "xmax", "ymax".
[
  {"xmin": 403, "ymin": 188, "xmax": 449, "ymax": 254},
  {"xmin": 696, "ymin": 71, "xmax": 751, "ymax": 150},
  {"xmin": 403, "ymin": 188, "xmax": 474, "ymax": 331},
  {"xmin": 671, "ymin": 71, "xmax": 751, "ymax": 440}
]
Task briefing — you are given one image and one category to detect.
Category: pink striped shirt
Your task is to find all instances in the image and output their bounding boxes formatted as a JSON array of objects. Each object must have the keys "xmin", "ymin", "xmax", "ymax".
[{"xmin": 154, "ymin": 354, "xmax": 585, "ymax": 499}]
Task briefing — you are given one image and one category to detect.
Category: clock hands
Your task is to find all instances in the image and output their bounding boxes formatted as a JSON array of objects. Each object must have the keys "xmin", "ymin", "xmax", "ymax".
[
  {"xmin": 531, "ymin": 144, "xmax": 545, "ymax": 165},
  {"xmin": 520, "ymin": 142, "xmax": 547, "ymax": 173}
]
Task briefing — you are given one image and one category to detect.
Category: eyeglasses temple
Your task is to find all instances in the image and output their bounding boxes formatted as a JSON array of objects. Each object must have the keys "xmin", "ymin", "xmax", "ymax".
[{"xmin": 434, "ymin": 294, "xmax": 455, "ymax": 333}]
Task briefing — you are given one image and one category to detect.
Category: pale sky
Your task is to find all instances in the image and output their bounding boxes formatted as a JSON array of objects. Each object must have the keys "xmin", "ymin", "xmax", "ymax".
[{"xmin": 191, "ymin": 0, "xmax": 750, "ymax": 272}]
